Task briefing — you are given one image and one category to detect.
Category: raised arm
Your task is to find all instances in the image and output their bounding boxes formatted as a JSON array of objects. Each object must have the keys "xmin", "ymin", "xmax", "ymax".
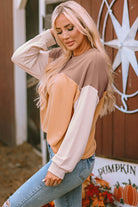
[{"xmin": 11, "ymin": 29, "xmax": 56, "ymax": 80}]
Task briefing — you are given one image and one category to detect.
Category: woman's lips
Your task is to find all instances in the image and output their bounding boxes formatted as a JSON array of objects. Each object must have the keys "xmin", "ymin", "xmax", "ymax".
[{"xmin": 65, "ymin": 41, "xmax": 74, "ymax": 47}]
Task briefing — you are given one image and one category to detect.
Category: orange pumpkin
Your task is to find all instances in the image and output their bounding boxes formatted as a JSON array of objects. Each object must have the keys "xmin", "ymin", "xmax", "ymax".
[
  {"xmin": 113, "ymin": 184, "xmax": 124, "ymax": 202},
  {"xmin": 123, "ymin": 184, "xmax": 138, "ymax": 206}
]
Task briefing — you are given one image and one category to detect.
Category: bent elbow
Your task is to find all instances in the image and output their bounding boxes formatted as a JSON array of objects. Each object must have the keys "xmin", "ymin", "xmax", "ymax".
[
  {"xmin": 11, "ymin": 53, "xmax": 15, "ymax": 63},
  {"xmin": 11, "ymin": 51, "xmax": 18, "ymax": 64}
]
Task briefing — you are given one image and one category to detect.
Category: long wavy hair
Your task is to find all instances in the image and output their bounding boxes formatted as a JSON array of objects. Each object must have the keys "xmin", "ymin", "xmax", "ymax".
[{"xmin": 38, "ymin": 0, "xmax": 115, "ymax": 116}]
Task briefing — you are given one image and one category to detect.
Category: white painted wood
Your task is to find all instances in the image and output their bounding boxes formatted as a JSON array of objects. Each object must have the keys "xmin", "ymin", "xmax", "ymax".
[
  {"xmin": 39, "ymin": 0, "xmax": 47, "ymax": 165},
  {"xmin": 13, "ymin": 0, "xmax": 27, "ymax": 145},
  {"xmin": 17, "ymin": 0, "xmax": 28, "ymax": 9},
  {"xmin": 46, "ymin": 0, "xmax": 65, "ymax": 4}
]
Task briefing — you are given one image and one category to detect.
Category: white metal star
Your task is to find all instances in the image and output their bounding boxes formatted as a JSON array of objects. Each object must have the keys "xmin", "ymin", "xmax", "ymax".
[{"xmin": 104, "ymin": 0, "xmax": 138, "ymax": 94}]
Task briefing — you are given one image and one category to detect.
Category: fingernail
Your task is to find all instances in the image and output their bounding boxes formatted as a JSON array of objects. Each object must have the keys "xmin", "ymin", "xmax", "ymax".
[{"xmin": 42, "ymin": 179, "xmax": 45, "ymax": 182}]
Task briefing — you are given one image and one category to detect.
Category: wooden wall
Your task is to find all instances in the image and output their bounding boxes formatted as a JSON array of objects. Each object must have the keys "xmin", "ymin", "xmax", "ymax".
[
  {"xmin": 0, "ymin": 0, "xmax": 15, "ymax": 145},
  {"xmin": 75, "ymin": 0, "xmax": 138, "ymax": 162}
]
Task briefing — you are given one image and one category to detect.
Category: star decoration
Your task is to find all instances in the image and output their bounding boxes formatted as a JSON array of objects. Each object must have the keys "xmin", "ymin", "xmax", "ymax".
[{"xmin": 104, "ymin": 0, "xmax": 138, "ymax": 94}]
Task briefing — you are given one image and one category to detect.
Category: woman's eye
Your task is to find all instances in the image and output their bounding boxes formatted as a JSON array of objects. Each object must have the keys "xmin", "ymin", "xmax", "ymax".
[
  {"xmin": 68, "ymin": 26, "xmax": 74, "ymax": 31},
  {"xmin": 56, "ymin": 26, "xmax": 74, "ymax": 35},
  {"xmin": 57, "ymin": 31, "xmax": 62, "ymax": 35}
]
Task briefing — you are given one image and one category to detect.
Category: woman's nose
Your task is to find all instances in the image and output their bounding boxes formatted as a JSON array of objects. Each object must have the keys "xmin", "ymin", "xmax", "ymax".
[{"xmin": 62, "ymin": 30, "xmax": 69, "ymax": 39}]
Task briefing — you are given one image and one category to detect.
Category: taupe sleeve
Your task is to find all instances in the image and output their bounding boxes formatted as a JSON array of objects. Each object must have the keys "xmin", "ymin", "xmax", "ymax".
[
  {"xmin": 84, "ymin": 52, "xmax": 108, "ymax": 99},
  {"xmin": 11, "ymin": 29, "xmax": 56, "ymax": 80}
]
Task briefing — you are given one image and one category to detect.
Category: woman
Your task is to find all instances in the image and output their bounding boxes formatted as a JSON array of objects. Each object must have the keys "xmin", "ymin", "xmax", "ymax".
[{"xmin": 2, "ymin": 1, "xmax": 115, "ymax": 207}]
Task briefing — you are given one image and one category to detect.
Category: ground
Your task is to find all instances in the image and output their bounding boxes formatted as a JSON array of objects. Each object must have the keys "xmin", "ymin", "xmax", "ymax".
[{"xmin": 0, "ymin": 141, "xmax": 42, "ymax": 206}]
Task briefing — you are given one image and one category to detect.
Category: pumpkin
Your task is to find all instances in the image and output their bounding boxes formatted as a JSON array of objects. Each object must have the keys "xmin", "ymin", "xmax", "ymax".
[
  {"xmin": 113, "ymin": 182, "xmax": 123, "ymax": 202},
  {"xmin": 123, "ymin": 184, "xmax": 138, "ymax": 206}
]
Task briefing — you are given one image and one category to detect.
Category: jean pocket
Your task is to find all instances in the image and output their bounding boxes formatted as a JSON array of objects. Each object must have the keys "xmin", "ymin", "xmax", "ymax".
[
  {"xmin": 47, "ymin": 144, "xmax": 55, "ymax": 159},
  {"xmin": 87, "ymin": 154, "xmax": 95, "ymax": 170},
  {"xmin": 79, "ymin": 157, "xmax": 95, "ymax": 182}
]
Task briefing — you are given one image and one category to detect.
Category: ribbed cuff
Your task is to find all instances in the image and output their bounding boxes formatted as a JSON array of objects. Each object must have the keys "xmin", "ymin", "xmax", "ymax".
[{"xmin": 48, "ymin": 162, "xmax": 66, "ymax": 179}]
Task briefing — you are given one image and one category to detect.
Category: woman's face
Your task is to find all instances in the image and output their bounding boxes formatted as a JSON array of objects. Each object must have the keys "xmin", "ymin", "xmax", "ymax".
[{"xmin": 55, "ymin": 14, "xmax": 90, "ymax": 56}]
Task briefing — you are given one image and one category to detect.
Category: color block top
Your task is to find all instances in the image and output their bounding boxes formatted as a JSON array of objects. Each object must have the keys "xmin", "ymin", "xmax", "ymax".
[{"xmin": 12, "ymin": 30, "xmax": 108, "ymax": 179}]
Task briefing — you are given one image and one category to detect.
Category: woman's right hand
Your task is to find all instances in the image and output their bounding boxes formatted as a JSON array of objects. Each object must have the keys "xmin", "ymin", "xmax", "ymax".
[{"xmin": 43, "ymin": 171, "xmax": 62, "ymax": 186}]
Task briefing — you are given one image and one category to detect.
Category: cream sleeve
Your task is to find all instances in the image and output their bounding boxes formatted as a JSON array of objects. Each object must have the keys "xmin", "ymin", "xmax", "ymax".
[
  {"xmin": 11, "ymin": 29, "xmax": 56, "ymax": 80},
  {"xmin": 48, "ymin": 86, "xmax": 99, "ymax": 179}
]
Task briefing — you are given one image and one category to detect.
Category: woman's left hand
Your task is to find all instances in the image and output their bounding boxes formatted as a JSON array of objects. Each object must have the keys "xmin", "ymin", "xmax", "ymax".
[{"xmin": 43, "ymin": 171, "xmax": 62, "ymax": 186}]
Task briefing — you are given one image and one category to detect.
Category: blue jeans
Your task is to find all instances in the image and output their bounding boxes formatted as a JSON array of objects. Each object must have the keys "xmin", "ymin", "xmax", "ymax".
[{"xmin": 2, "ymin": 145, "xmax": 95, "ymax": 207}]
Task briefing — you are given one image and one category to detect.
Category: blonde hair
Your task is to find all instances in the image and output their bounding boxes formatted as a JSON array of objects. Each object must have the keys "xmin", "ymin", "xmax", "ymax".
[{"xmin": 38, "ymin": 0, "xmax": 115, "ymax": 116}]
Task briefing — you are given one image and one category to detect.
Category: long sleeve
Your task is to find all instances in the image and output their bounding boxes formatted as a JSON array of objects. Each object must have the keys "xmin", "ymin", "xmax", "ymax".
[
  {"xmin": 11, "ymin": 29, "xmax": 56, "ymax": 80},
  {"xmin": 48, "ymin": 85, "xmax": 99, "ymax": 179}
]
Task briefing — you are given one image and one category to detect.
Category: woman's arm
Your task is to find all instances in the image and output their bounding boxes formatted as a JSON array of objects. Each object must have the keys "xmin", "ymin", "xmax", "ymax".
[
  {"xmin": 11, "ymin": 29, "xmax": 56, "ymax": 80},
  {"xmin": 48, "ymin": 86, "xmax": 99, "ymax": 179}
]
